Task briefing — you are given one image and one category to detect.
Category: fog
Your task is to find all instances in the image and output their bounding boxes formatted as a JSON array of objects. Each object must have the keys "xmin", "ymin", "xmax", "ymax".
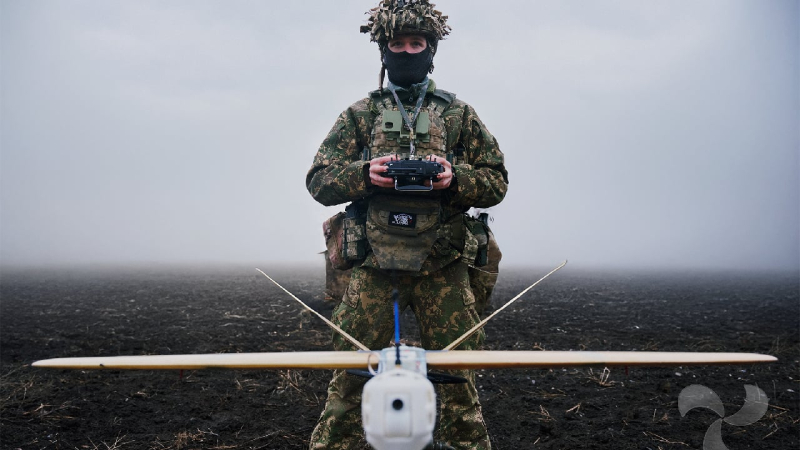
[{"xmin": 1, "ymin": 0, "xmax": 798, "ymax": 272}]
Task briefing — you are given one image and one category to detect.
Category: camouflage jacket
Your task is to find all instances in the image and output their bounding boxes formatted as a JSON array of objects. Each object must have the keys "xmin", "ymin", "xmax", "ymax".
[{"xmin": 306, "ymin": 79, "xmax": 508, "ymax": 273}]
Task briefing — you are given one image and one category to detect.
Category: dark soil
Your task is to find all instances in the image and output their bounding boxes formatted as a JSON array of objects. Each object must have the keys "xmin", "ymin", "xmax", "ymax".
[{"xmin": 1, "ymin": 265, "xmax": 798, "ymax": 449}]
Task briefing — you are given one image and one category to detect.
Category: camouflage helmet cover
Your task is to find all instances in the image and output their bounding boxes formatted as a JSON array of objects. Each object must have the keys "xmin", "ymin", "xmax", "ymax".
[{"xmin": 360, "ymin": 0, "xmax": 451, "ymax": 44}]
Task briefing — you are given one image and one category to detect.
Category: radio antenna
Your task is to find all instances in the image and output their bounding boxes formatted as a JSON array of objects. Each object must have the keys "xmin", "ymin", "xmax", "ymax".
[
  {"xmin": 391, "ymin": 270, "xmax": 402, "ymax": 366},
  {"xmin": 256, "ymin": 269, "xmax": 370, "ymax": 352},
  {"xmin": 442, "ymin": 260, "xmax": 568, "ymax": 351}
]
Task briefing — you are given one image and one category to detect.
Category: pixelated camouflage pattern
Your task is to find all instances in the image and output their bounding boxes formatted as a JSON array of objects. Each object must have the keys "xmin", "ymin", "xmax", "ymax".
[
  {"xmin": 360, "ymin": 0, "xmax": 451, "ymax": 44},
  {"xmin": 324, "ymin": 212, "xmax": 353, "ymax": 271},
  {"xmin": 370, "ymin": 105, "xmax": 448, "ymax": 157},
  {"xmin": 344, "ymin": 216, "xmax": 368, "ymax": 260},
  {"xmin": 308, "ymin": 80, "xmax": 505, "ymax": 448},
  {"xmin": 309, "ymin": 262, "xmax": 490, "ymax": 450},
  {"xmin": 324, "ymin": 225, "xmax": 501, "ymax": 315},
  {"xmin": 306, "ymin": 79, "xmax": 507, "ymax": 212},
  {"xmin": 460, "ymin": 224, "xmax": 479, "ymax": 267},
  {"xmin": 366, "ymin": 194, "xmax": 441, "ymax": 271}
]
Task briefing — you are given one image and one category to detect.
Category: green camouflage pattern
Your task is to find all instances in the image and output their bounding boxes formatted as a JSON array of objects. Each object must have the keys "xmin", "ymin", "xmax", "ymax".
[
  {"xmin": 370, "ymin": 90, "xmax": 452, "ymax": 158},
  {"xmin": 306, "ymin": 80, "xmax": 507, "ymax": 274},
  {"xmin": 307, "ymin": 79, "xmax": 506, "ymax": 448},
  {"xmin": 324, "ymin": 225, "xmax": 502, "ymax": 315},
  {"xmin": 366, "ymin": 194, "xmax": 441, "ymax": 271},
  {"xmin": 309, "ymin": 262, "xmax": 491, "ymax": 450},
  {"xmin": 324, "ymin": 212, "xmax": 354, "ymax": 270},
  {"xmin": 360, "ymin": 0, "xmax": 451, "ymax": 44},
  {"xmin": 306, "ymin": 80, "xmax": 507, "ymax": 211}
]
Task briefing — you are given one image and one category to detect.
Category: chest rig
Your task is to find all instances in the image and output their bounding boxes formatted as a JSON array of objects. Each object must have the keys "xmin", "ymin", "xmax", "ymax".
[
  {"xmin": 362, "ymin": 86, "xmax": 458, "ymax": 272},
  {"xmin": 369, "ymin": 94, "xmax": 450, "ymax": 160}
]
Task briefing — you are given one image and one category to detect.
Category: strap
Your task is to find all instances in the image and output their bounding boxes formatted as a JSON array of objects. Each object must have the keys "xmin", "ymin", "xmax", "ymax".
[{"xmin": 387, "ymin": 79, "xmax": 429, "ymax": 156}]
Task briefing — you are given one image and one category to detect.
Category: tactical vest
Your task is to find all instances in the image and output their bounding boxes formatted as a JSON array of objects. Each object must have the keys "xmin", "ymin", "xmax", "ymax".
[
  {"xmin": 328, "ymin": 88, "xmax": 493, "ymax": 274},
  {"xmin": 361, "ymin": 88, "xmax": 462, "ymax": 272},
  {"xmin": 368, "ymin": 90, "xmax": 452, "ymax": 159}
]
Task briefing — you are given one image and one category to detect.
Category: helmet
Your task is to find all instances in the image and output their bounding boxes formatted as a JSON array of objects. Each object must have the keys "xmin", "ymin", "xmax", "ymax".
[{"xmin": 360, "ymin": 0, "xmax": 451, "ymax": 46}]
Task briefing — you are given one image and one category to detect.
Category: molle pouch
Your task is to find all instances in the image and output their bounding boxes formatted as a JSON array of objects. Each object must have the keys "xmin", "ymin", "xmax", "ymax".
[
  {"xmin": 382, "ymin": 111, "xmax": 432, "ymax": 137},
  {"xmin": 323, "ymin": 212, "xmax": 352, "ymax": 270},
  {"xmin": 463, "ymin": 216, "xmax": 489, "ymax": 267},
  {"xmin": 343, "ymin": 204, "xmax": 368, "ymax": 263},
  {"xmin": 460, "ymin": 226, "xmax": 478, "ymax": 267},
  {"xmin": 380, "ymin": 110, "xmax": 432, "ymax": 149},
  {"xmin": 366, "ymin": 195, "xmax": 441, "ymax": 272},
  {"xmin": 370, "ymin": 105, "xmax": 446, "ymax": 159}
]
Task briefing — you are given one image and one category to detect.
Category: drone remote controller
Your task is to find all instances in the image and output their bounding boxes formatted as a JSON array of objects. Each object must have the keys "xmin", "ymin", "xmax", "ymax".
[{"xmin": 381, "ymin": 158, "xmax": 444, "ymax": 191}]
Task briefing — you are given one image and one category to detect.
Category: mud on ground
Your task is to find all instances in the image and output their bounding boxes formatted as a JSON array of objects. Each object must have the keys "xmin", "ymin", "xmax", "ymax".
[{"xmin": 1, "ymin": 265, "xmax": 798, "ymax": 449}]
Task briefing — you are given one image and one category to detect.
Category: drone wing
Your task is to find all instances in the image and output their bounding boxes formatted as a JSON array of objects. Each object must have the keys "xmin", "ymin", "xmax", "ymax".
[
  {"xmin": 31, "ymin": 351, "xmax": 376, "ymax": 370},
  {"xmin": 31, "ymin": 266, "xmax": 776, "ymax": 371},
  {"xmin": 424, "ymin": 350, "xmax": 777, "ymax": 369},
  {"xmin": 32, "ymin": 350, "xmax": 775, "ymax": 370}
]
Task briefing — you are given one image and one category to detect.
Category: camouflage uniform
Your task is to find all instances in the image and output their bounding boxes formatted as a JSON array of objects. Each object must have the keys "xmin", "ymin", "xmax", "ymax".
[
  {"xmin": 306, "ymin": 79, "xmax": 508, "ymax": 450},
  {"xmin": 326, "ymin": 231, "xmax": 502, "ymax": 316}
]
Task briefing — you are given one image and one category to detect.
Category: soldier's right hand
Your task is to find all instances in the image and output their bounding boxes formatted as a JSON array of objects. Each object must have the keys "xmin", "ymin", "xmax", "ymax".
[{"xmin": 368, "ymin": 154, "xmax": 398, "ymax": 189}]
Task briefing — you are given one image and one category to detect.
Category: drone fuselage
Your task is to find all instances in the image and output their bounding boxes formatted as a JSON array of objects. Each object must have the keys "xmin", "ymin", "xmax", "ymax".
[{"xmin": 362, "ymin": 346, "xmax": 437, "ymax": 450}]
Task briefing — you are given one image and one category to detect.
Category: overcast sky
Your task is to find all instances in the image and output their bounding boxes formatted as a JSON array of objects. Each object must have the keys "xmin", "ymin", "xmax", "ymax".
[{"xmin": 1, "ymin": 0, "xmax": 798, "ymax": 271}]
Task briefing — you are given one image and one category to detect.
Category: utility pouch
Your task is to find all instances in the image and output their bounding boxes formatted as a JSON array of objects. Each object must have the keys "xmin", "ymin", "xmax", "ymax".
[
  {"xmin": 382, "ymin": 110, "xmax": 432, "ymax": 146},
  {"xmin": 463, "ymin": 215, "xmax": 490, "ymax": 267},
  {"xmin": 323, "ymin": 211, "xmax": 351, "ymax": 270},
  {"xmin": 343, "ymin": 203, "xmax": 368, "ymax": 263},
  {"xmin": 366, "ymin": 194, "xmax": 441, "ymax": 272}
]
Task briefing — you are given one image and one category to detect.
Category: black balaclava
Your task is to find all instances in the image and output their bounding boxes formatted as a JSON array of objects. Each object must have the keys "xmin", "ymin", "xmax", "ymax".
[{"xmin": 382, "ymin": 46, "xmax": 434, "ymax": 88}]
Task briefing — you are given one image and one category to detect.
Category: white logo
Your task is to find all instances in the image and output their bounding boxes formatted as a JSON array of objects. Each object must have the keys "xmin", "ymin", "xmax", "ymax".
[
  {"xmin": 392, "ymin": 214, "xmax": 413, "ymax": 226},
  {"xmin": 679, "ymin": 384, "xmax": 769, "ymax": 450}
]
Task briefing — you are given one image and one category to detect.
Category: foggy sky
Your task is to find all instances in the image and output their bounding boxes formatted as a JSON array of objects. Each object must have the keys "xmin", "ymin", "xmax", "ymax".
[{"xmin": 1, "ymin": 0, "xmax": 798, "ymax": 271}]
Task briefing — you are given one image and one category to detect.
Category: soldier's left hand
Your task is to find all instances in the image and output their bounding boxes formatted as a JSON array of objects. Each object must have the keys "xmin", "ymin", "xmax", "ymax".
[{"xmin": 426, "ymin": 156, "xmax": 453, "ymax": 190}]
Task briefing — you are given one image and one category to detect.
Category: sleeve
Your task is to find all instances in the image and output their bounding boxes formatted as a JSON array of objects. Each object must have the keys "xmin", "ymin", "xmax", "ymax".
[
  {"xmin": 306, "ymin": 104, "xmax": 372, "ymax": 206},
  {"xmin": 448, "ymin": 104, "xmax": 509, "ymax": 208}
]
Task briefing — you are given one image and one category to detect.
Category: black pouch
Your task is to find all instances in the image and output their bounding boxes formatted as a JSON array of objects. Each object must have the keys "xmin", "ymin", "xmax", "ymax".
[{"xmin": 463, "ymin": 215, "xmax": 489, "ymax": 267}]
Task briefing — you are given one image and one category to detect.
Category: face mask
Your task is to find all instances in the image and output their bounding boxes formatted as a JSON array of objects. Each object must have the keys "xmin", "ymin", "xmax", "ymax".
[{"xmin": 383, "ymin": 46, "xmax": 433, "ymax": 88}]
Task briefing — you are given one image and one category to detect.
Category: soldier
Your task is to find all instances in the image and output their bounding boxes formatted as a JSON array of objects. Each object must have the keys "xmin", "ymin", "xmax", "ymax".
[{"xmin": 307, "ymin": 1, "xmax": 508, "ymax": 449}]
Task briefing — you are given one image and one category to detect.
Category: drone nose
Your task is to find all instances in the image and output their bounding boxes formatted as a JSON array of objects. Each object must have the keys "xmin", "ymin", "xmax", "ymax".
[{"xmin": 392, "ymin": 398, "xmax": 404, "ymax": 410}]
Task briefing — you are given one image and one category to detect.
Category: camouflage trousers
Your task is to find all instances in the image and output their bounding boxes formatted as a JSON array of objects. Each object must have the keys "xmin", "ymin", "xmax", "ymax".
[{"xmin": 309, "ymin": 261, "xmax": 491, "ymax": 450}]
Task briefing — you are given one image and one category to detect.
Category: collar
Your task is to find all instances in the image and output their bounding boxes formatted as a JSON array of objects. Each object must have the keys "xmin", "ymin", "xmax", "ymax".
[
  {"xmin": 369, "ymin": 79, "xmax": 441, "ymax": 102},
  {"xmin": 386, "ymin": 78, "xmax": 436, "ymax": 102}
]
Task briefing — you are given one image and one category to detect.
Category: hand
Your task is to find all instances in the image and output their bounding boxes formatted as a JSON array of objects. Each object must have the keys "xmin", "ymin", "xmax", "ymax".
[
  {"xmin": 426, "ymin": 156, "xmax": 453, "ymax": 190},
  {"xmin": 368, "ymin": 154, "xmax": 399, "ymax": 189}
]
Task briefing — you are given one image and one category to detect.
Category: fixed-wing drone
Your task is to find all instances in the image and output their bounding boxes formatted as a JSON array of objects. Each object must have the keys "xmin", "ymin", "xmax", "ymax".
[{"xmin": 33, "ymin": 262, "xmax": 776, "ymax": 450}]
